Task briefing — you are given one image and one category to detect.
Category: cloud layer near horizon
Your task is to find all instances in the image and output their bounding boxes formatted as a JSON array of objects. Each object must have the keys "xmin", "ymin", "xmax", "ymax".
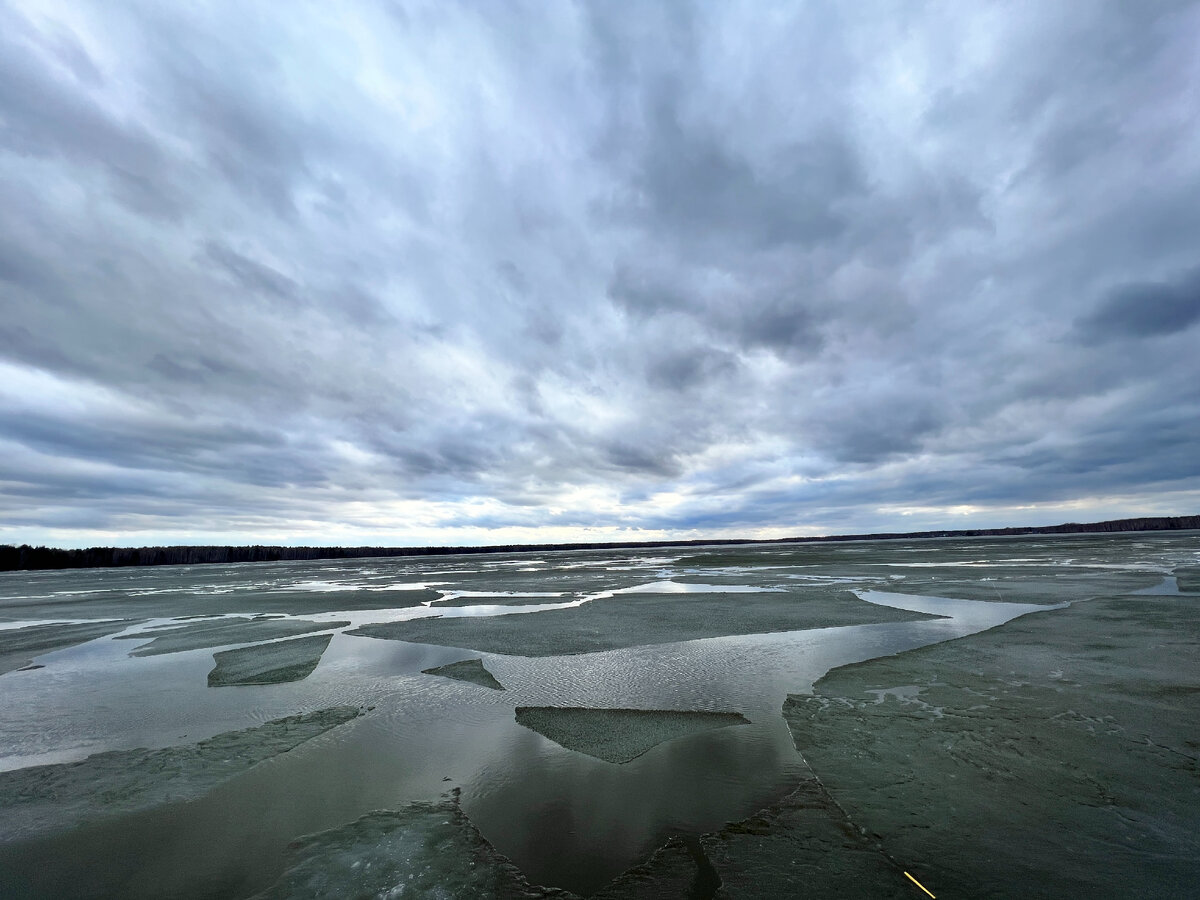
[{"xmin": 2, "ymin": 0, "xmax": 1199, "ymax": 547}]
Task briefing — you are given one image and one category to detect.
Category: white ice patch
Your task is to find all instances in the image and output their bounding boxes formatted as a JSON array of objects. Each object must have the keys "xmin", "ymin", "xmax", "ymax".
[
  {"xmin": 609, "ymin": 581, "xmax": 782, "ymax": 594},
  {"xmin": 864, "ymin": 685, "xmax": 945, "ymax": 718},
  {"xmin": 375, "ymin": 582, "xmax": 451, "ymax": 592},
  {"xmin": 855, "ymin": 590, "xmax": 1065, "ymax": 628},
  {"xmin": 279, "ymin": 580, "xmax": 363, "ymax": 592},
  {"xmin": 427, "ymin": 589, "xmax": 566, "ymax": 606},
  {"xmin": 0, "ymin": 617, "xmax": 127, "ymax": 632}
]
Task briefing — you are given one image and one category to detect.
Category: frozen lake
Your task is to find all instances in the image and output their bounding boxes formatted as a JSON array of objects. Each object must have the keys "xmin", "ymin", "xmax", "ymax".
[{"xmin": 0, "ymin": 531, "xmax": 1197, "ymax": 897}]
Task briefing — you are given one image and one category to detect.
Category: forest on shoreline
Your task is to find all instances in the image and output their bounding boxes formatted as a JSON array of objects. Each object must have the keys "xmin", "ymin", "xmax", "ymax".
[{"xmin": 2, "ymin": 515, "xmax": 1197, "ymax": 573}]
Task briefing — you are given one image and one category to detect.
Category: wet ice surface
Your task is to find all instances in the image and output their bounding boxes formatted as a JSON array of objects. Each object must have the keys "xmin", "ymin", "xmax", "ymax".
[
  {"xmin": 0, "ymin": 532, "xmax": 1196, "ymax": 897},
  {"xmin": 349, "ymin": 585, "xmax": 937, "ymax": 656},
  {"xmin": 514, "ymin": 707, "xmax": 750, "ymax": 764},
  {"xmin": 121, "ymin": 617, "xmax": 350, "ymax": 657},
  {"xmin": 250, "ymin": 794, "xmax": 571, "ymax": 900},
  {"xmin": 0, "ymin": 708, "xmax": 362, "ymax": 841},
  {"xmin": 0, "ymin": 619, "xmax": 137, "ymax": 675},
  {"xmin": 784, "ymin": 593, "xmax": 1200, "ymax": 897},
  {"xmin": 423, "ymin": 657, "xmax": 506, "ymax": 691},
  {"xmin": 208, "ymin": 635, "xmax": 335, "ymax": 687}
]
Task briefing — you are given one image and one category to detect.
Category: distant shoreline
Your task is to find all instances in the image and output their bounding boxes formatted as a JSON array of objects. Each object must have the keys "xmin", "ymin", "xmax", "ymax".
[{"xmin": 2, "ymin": 514, "xmax": 1197, "ymax": 573}]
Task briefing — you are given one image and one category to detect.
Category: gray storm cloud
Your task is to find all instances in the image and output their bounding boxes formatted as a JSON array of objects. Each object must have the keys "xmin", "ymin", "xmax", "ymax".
[{"xmin": 1, "ymin": 0, "xmax": 1198, "ymax": 547}]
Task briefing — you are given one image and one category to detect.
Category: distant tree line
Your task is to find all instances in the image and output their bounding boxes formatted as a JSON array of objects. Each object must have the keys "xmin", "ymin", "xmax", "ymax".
[{"xmin": 1, "ymin": 514, "xmax": 1197, "ymax": 573}]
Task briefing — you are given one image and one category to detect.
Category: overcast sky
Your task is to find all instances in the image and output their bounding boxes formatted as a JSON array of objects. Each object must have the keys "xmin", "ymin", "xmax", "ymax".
[{"xmin": 2, "ymin": 1, "xmax": 1199, "ymax": 549}]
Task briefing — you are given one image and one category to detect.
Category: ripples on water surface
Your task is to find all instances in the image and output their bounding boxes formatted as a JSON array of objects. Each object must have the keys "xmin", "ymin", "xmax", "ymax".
[{"xmin": 0, "ymin": 532, "xmax": 1196, "ymax": 896}]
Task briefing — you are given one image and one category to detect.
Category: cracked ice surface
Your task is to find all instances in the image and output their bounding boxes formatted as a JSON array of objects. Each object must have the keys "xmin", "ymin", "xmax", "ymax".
[{"xmin": 0, "ymin": 532, "xmax": 1196, "ymax": 897}]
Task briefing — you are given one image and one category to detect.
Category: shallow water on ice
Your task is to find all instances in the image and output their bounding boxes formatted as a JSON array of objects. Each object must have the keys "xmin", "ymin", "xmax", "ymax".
[{"xmin": 0, "ymin": 532, "xmax": 1196, "ymax": 897}]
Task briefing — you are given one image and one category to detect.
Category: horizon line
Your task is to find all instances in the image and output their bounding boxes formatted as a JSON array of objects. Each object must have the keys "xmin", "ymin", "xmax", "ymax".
[{"xmin": 3, "ymin": 513, "xmax": 1197, "ymax": 572}]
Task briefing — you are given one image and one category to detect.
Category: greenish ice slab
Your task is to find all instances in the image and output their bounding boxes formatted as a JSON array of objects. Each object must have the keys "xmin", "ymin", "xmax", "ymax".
[
  {"xmin": 422, "ymin": 657, "xmax": 505, "ymax": 690},
  {"xmin": 208, "ymin": 634, "xmax": 334, "ymax": 687},
  {"xmin": 699, "ymin": 779, "xmax": 911, "ymax": 898},
  {"xmin": 514, "ymin": 707, "xmax": 750, "ymax": 764},
  {"xmin": 0, "ymin": 707, "xmax": 362, "ymax": 839},
  {"xmin": 596, "ymin": 778, "xmax": 913, "ymax": 898},
  {"xmin": 589, "ymin": 837, "xmax": 704, "ymax": 899},
  {"xmin": 882, "ymin": 568, "xmax": 1162, "ymax": 605},
  {"xmin": 251, "ymin": 792, "xmax": 576, "ymax": 900},
  {"xmin": 349, "ymin": 589, "xmax": 937, "ymax": 656},
  {"xmin": 221, "ymin": 588, "xmax": 440, "ymax": 616},
  {"xmin": 1175, "ymin": 565, "xmax": 1200, "ymax": 593},
  {"xmin": 0, "ymin": 619, "xmax": 138, "ymax": 675},
  {"xmin": 781, "ymin": 594, "xmax": 1200, "ymax": 898},
  {"xmin": 121, "ymin": 617, "xmax": 349, "ymax": 656},
  {"xmin": 0, "ymin": 581, "xmax": 440, "ymax": 623}
]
